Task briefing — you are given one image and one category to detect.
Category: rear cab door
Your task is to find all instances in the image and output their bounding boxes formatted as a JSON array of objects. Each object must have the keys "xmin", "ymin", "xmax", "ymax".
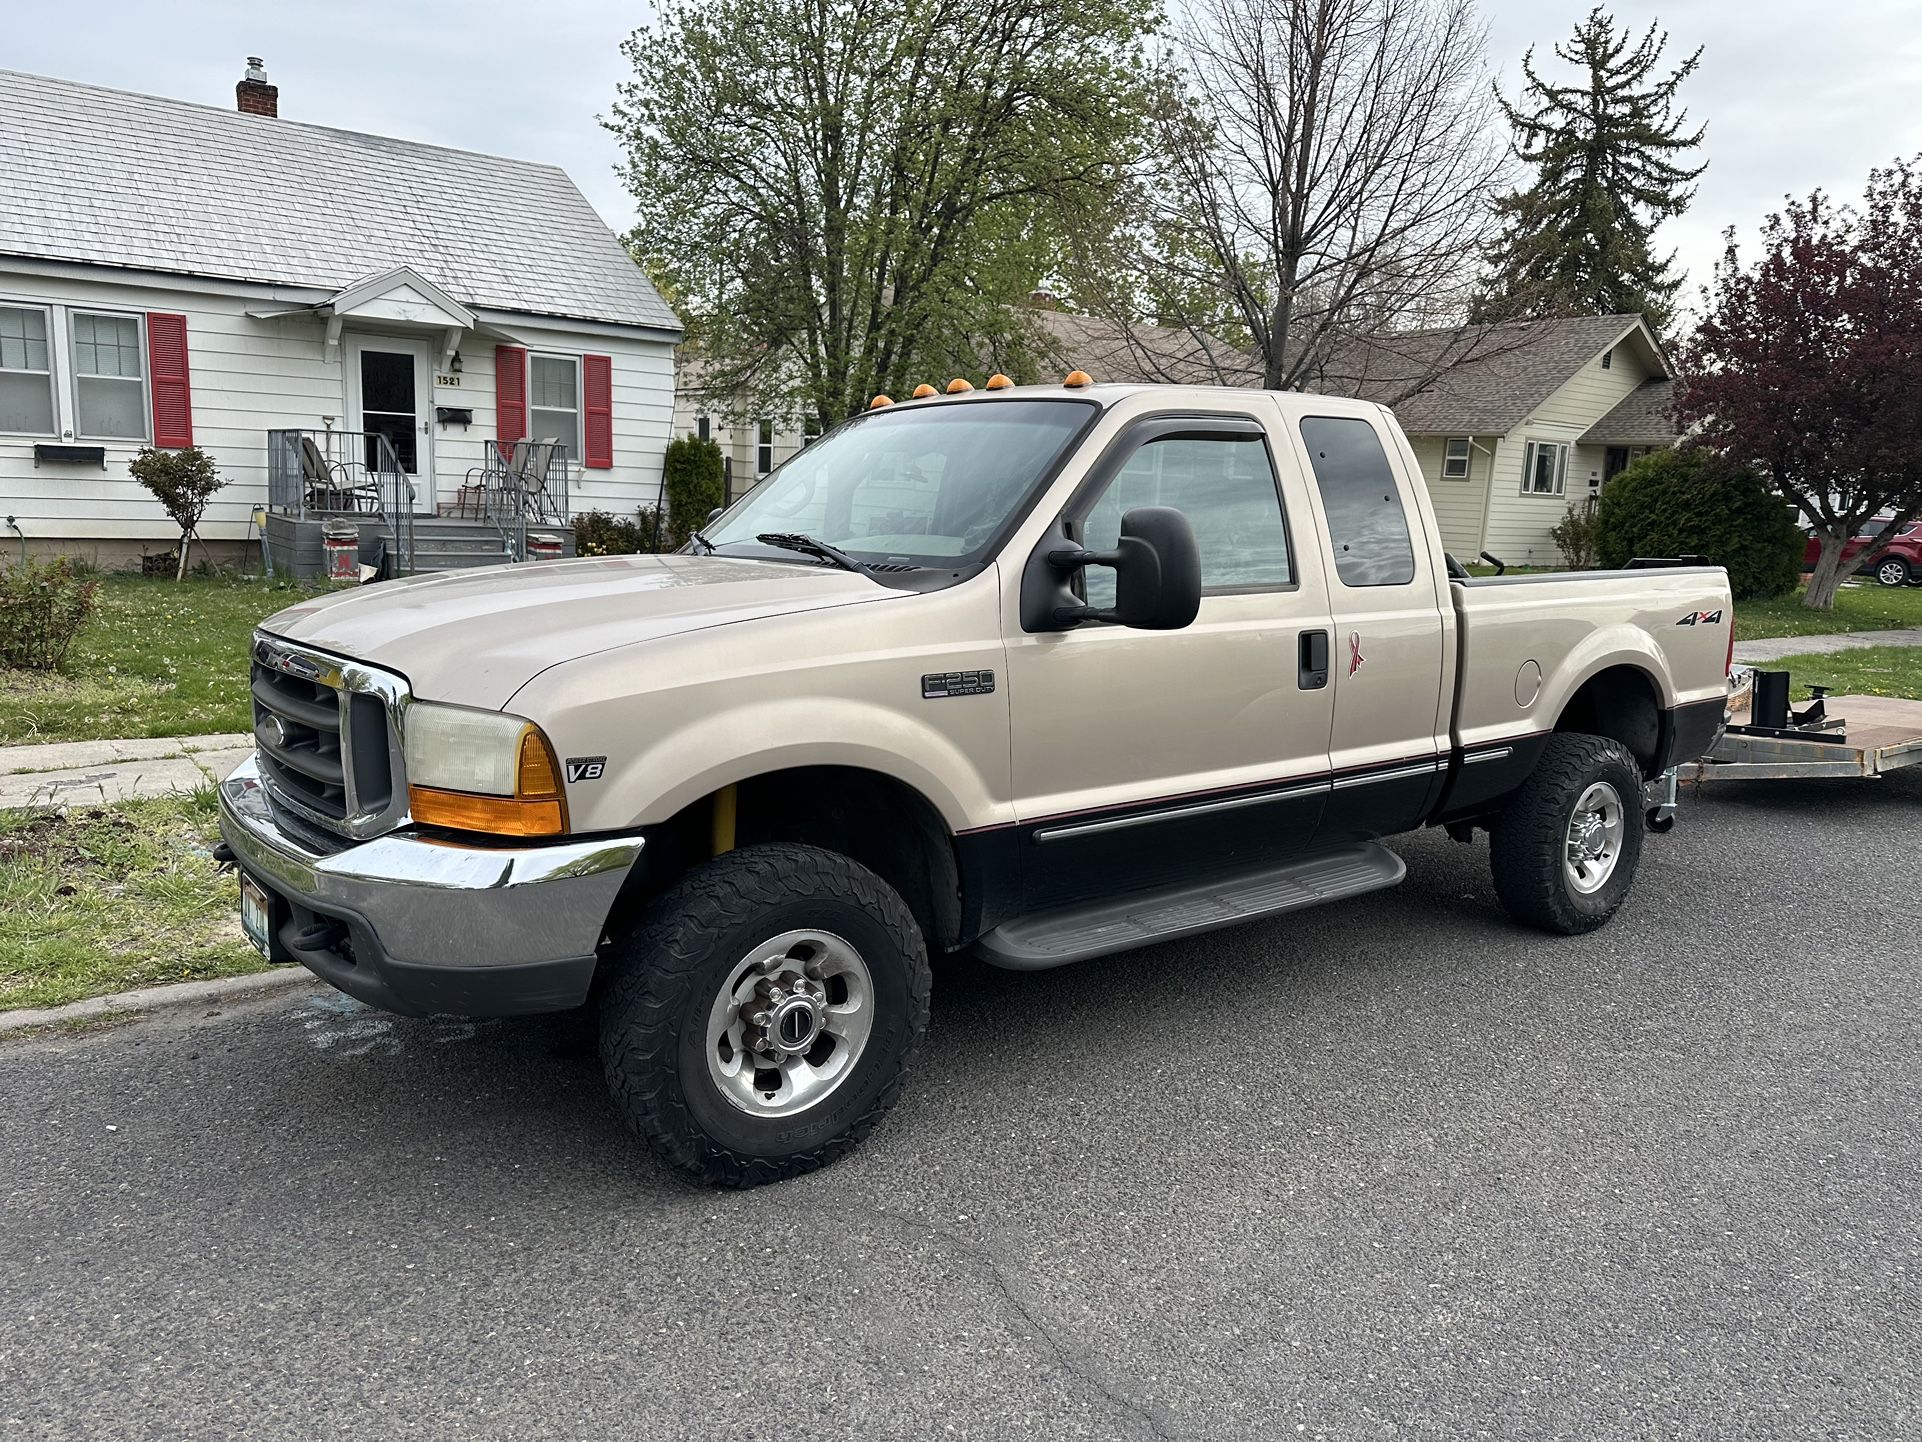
[{"xmin": 1280, "ymin": 401, "xmax": 1453, "ymax": 844}]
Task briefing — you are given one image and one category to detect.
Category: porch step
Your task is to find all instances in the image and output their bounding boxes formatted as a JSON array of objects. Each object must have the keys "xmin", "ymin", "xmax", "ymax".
[
  {"xmin": 974, "ymin": 842, "xmax": 1406, "ymax": 971},
  {"xmin": 408, "ymin": 548, "xmax": 516, "ymax": 572}
]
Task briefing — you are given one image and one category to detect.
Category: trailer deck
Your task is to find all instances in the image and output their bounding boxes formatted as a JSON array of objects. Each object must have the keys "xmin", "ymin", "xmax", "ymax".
[{"xmin": 1681, "ymin": 693, "xmax": 1922, "ymax": 782}]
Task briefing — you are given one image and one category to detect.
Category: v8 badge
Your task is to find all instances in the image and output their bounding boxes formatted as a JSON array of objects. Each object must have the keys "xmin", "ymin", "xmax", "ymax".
[{"xmin": 565, "ymin": 756, "xmax": 607, "ymax": 783}]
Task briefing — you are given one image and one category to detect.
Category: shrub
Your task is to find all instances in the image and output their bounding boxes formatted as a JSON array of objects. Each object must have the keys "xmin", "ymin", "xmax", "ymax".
[
  {"xmin": 0, "ymin": 557, "xmax": 101, "ymax": 669},
  {"xmin": 662, "ymin": 435, "xmax": 726, "ymax": 548},
  {"xmin": 575, "ymin": 508, "xmax": 669, "ymax": 556},
  {"xmin": 1595, "ymin": 447, "xmax": 1802, "ymax": 601},
  {"xmin": 1549, "ymin": 499, "xmax": 1601, "ymax": 569},
  {"xmin": 129, "ymin": 446, "xmax": 225, "ymax": 581}
]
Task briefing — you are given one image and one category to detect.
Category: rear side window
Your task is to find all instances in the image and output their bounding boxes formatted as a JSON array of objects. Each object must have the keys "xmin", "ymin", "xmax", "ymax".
[{"xmin": 1299, "ymin": 416, "xmax": 1416, "ymax": 586}]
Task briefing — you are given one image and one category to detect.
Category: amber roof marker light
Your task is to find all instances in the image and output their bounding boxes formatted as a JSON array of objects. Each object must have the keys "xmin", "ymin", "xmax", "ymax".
[
  {"xmin": 985, "ymin": 373, "xmax": 1013, "ymax": 390},
  {"xmin": 1064, "ymin": 369, "xmax": 1093, "ymax": 388},
  {"xmin": 869, "ymin": 394, "xmax": 893, "ymax": 409},
  {"xmin": 910, "ymin": 383, "xmax": 938, "ymax": 399},
  {"xmin": 946, "ymin": 378, "xmax": 975, "ymax": 394}
]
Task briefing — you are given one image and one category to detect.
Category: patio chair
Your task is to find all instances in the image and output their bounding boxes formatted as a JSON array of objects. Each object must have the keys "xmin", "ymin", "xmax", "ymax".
[
  {"xmin": 514, "ymin": 438, "xmax": 563, "ymax": 522},
  {"xmin": 299, "ymin": 435, "xmax": 380, "ymax": 514},
  {"xmin": 458, "ymin": 439, "xmax": 517, "ymax": 519}
]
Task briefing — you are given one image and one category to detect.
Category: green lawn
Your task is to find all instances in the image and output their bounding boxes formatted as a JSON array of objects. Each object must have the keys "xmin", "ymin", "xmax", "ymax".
[
  {"xmin": 1734, "ymin": 582, "xmax": 1922, "ymax": 642},
  {"xmin": 1749, "ymin": 645, "xmax": 1922, "ymax": 703},
  {"xmin": 0, "ymin": 789, "xmax": 273, "ymax": 1011},
  {"xmin": 0, "ymin": 573, "xmax": 331, "ymax": 745}
]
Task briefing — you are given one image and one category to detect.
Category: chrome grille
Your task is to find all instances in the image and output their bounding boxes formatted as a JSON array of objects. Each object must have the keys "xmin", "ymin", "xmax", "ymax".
[{"xmin": 250, "ymin": 635, "xmax": 410, "ymax": 838}]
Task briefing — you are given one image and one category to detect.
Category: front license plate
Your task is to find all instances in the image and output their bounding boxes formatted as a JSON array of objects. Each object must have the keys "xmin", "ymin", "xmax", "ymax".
[{"xmin": 239, "ymin": 873, "xmax": 273, "ymax": 958}]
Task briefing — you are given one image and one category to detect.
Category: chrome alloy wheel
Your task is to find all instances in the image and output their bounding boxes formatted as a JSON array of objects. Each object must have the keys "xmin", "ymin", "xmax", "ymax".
[
  {"xmin": 1877, "ymin": 558, "xmax": 1909, "ymax": 587},
  {"xmin": 1563, "ymin": 780, "xmax": 1626, "ymax": 895},
  {"xmin": 704, "ymin": 929, "xmax": 874, "ymax": 1119}
]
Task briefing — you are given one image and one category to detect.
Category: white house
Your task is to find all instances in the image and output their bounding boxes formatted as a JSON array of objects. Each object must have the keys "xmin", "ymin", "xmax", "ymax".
[{"xmin": 0, "ymin": 64, "xmax": 681, "ymax": 572}]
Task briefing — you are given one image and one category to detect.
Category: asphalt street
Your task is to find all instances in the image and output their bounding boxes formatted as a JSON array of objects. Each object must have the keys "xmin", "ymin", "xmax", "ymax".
[{"xmin": 4, "ymin": 773, "xmax": 1919, "ymax": 1441}]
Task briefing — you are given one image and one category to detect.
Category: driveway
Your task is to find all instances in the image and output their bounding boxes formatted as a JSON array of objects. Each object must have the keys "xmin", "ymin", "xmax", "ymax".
[{"xmin": 4, "ymin": 774, "xmax": 1919, "ymax": 1440}]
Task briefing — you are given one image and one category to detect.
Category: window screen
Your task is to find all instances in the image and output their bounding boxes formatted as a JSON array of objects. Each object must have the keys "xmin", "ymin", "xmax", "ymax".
[
  {"xmin": 530, "ymin": 355, "xmax": 581, "ymax": 463},
  {"xmin": 1081, "ymin": 433, "xmax": 1292, "ymax": 608},
  {"xmin": 72, "ymin": 311, "xmax": 146, "ymax": 439},
  {"xmin": 0, "ymin": 306, "xmax": 54, "ymax": 435},
  {"xmin": 1299, "ymin": 416, "xmax": 1416, "ymax": 587}
]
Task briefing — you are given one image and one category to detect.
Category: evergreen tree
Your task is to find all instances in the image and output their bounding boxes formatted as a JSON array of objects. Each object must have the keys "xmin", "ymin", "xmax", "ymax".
[{"xmin": 1482, "ymin": 8, "xmax": 1705, "ymax": 333}]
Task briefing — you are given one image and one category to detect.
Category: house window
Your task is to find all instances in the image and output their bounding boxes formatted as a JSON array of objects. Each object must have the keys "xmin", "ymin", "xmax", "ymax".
[
  {"xmin": 802, "ymin": 417, "xmax": 822, "ymax": 449},
  {"xmin": 696, "ymin": 414, "xmax": 710, "ymax": 442},
  {"xmin": 1442, "ymin": 437, "xmax": 1472, "ymax": 480},
  {"xmin": 756, "ymin": 418, "xmax": 775, "ymax": 475},
  {"xmin": 1601, "ymin": 348, "xmax": 1613, "ymax": 370},
  {"xmin": 1522, "ymin": 439, "xmax": 1569, "ymax": 496},
  {"xmin": 529, "ymin": 354, "xmax": 581, "ymax": 464},
  {"xmin": 71, "ymin": 310, "xmax": 147, "ymax": 440},
  {"xmin": 0, "ymin": 304, "xmax": 55, "ymax": 435}
]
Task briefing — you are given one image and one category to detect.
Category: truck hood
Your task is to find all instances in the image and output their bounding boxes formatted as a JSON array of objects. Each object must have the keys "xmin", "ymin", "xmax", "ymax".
[{"xmin": 260, "ymin": 553, "xmax": 897, "ymax": 708}]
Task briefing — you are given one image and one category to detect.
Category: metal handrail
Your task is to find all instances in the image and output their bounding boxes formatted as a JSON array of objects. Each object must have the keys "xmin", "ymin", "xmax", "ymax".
[{"xmin": 266, "ymin": 428, "xmax": 415, "ymax": 575}]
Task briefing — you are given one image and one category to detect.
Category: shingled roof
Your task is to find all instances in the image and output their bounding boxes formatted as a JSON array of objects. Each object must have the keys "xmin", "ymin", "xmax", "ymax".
[
  {"xmin": 1027, "ymin": 310, "xmax": 1263, "ymax": 387},
  {"xmin": 1579, "ymin": 378, "xmax": 1680, "ymax": 446},
  {"xmin": 0, "ymin": 69, "xmax": 679, "ymax": 334},
  {"xmin": 1309, "ymin": 314, "xmax": 1662, "ymax": 434}
]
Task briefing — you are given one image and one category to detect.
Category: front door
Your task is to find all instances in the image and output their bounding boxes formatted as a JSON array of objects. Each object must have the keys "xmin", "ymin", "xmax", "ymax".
[
  {"xmin": 1004, "ymin": 413, "xmax": 1337, "ymax": 911},
  {"xmin": 347, "ymin": 335, "xmax": 434, "ymax": 514}
]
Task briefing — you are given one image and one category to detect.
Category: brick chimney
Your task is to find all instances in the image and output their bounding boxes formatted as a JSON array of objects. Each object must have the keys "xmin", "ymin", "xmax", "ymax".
[
  {"xmin": 236, "ymin": 57, "xmax": 278, "ymax": 117},
  {"xmin": 1027, "ymin": 287, "xmax": 1060, "ymax": 310}
]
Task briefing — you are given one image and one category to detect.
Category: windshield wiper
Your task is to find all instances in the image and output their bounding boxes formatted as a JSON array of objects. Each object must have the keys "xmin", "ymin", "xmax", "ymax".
[{"xmin": 754, "ymin": 532, "xmax": 873, "ymax": 576}]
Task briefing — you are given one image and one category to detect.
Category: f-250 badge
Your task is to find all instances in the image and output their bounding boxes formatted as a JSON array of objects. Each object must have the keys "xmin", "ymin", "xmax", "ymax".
[
  {"xmin": 565, "ymin": 756, "xmax": 607, "ymax": 782},
  {"xmin": 1675, "ymin": 609, "xmax": 1724, "ymax": 626}
]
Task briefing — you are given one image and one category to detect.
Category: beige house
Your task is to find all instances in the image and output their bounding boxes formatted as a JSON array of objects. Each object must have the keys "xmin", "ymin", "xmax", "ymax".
[
  {"xmin": 670, "ymin": 360, "xmax": 817, "ymax": 504},
  {"xmin": 1315, "ymin": 314, "xmax": 1676, "ymax": 565}
]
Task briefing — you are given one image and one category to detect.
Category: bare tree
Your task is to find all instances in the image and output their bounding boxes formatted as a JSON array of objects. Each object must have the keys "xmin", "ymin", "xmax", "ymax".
[{"xmin": 1064, "ymin": 0, "xmax": 1510, "ymax": 394}]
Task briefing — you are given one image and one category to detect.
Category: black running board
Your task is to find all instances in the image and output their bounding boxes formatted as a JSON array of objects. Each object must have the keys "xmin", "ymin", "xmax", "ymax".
[{"xmin": 974, "ymin": 842, "xmax": 1406, "ymax": 971}]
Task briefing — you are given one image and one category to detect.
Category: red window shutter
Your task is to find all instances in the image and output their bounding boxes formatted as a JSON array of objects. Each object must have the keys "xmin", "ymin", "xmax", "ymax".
[
  {"xmin": 495, "ymin": 345, "xmax": 527, "ymax": 444},
  {"xmin": 583, "ymin": 354, "xmax": 613, "ymax": 469},
  {"xmin": 146, "ymin": 313, "xmax": 193, "ymax": 448}
]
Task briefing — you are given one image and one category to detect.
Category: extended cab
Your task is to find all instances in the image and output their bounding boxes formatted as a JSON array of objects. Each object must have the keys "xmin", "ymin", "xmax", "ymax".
[{"xmin": 220, "ymin": 383, "xmax": 1732, "ymax": 1185}]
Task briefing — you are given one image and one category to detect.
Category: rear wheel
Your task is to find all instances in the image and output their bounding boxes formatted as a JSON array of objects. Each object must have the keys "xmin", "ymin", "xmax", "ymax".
[
  {"xmin": 599, "ymin": 843, "xmax": 931, "ymax": 1187},
  {"xmin": 1875, "ymin": 556, "xmax": 1911, "ymax": 587},
  {"xmin": 1490, "ymin": 733, "xmax": 1646, "ymax": 935}
]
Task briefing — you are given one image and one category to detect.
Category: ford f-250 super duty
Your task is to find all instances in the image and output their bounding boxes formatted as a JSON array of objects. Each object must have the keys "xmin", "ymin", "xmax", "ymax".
[{"xmin": 219, "ymin": 380, "xmax": 1732, "ymax": 1186}]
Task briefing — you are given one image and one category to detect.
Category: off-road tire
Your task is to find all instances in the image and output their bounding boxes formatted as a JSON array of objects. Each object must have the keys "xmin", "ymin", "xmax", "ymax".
[
  {"xmin": 1490, "ymin": 733, "xmax": 1645, "ymax": 935},
  {"xmin": 598, "ymin": 843, "xmax": 930, "ymax": 1187}
]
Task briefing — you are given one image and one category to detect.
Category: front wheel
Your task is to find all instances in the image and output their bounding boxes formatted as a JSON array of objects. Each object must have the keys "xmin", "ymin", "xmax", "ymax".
[
  {"xmin": 1875, "ymin": 556, "xmax": 1911, "ymax": 587},
  {"xmin": 1490, "ymin": 734, "xmax": 1646, "ymax": 935},
  {"xmin": 599, "ymin": 843, "xmax": 931, "ymax": 1187}
]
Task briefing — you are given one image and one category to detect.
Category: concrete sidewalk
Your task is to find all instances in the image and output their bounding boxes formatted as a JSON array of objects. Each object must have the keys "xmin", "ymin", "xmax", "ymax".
[
  {"xmin": 1734, "ymin": 625, "xmax": 1922, "ymax": 665},
  {"xmin": 0, "ymin": 732, "xmax": 252, "ymax": 809}
]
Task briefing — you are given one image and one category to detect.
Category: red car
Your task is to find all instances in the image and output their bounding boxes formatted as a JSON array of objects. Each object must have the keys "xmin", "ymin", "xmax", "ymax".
[{"xmin": 1801, "ymin": 518, "xmax": 1922, "ymax": 587}]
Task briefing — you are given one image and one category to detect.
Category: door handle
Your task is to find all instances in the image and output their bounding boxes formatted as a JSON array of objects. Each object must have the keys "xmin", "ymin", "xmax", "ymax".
[{"xmin": 1299, "ymin": 629, "xmax": 1329, "ymax": 690}]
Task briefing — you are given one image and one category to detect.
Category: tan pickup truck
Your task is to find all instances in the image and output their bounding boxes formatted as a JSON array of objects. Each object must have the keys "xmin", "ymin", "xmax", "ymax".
[{"xmin": 220, "ymin": 382, "xmax": 1732, "ymax": 1185}]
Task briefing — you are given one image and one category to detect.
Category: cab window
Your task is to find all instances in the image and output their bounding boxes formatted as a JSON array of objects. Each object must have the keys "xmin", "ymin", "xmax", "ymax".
[
  {"xmin": 1081, "ymin": 434, "xmax": 1293, "ymax": 609},
  {"xmin": 1299, "ymin": 416, "xmax": 1416, "ymax": 587}
]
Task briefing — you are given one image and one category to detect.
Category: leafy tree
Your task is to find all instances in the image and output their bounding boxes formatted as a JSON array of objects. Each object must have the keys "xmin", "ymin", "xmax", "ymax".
[
  {"xmin": 611, "ymin": 0, "xmax": 1155, "ymax": 428},
  {"xmin": 1594, "ymin": 447, "xmax": 1801, "ymax": 601},
  {"xmin": 1676, "ymin": 158, "xmax": 1922, "ymax": 609},
  {"xmin": 661, "ymin": 435, "xmax": 726, "ymax": 549},
  {"xmin": 128, "ymin": 445, "xmax": 223, "ymax": 581},
  {"xmin": 1482, "ymin": 7, "xmax": 1705, "ymax": 334}
]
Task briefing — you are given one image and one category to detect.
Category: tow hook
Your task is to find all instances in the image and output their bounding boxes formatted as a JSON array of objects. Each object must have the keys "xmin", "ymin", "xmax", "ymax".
[{"xmin": 1643, "ymin": 766, "xmax": 1679, "ymax": 834}]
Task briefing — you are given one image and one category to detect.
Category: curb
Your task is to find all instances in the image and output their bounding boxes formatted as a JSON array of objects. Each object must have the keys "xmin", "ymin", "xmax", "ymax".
[{"xmin": 0, "ymin": 966, "xmax": 317, "ymax": 1036}]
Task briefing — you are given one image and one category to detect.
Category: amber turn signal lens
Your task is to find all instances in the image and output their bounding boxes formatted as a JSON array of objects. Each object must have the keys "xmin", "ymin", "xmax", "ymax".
[
  {"xmin": 408, "ymin": 725, "xmax": 569, "ymax": 837},
  {"xmin": 985, "ymin": 373, "xmax": 1013, "ymax": 390},
  {"xmin": 911, "ymin": 383, "xmax": 938, "ymax": 399},
  {"xmin": 946, "ymin": 377, "xmax": 974, "ymax": 394},
  {"xmin": 869, "ymin": 393, "xmax": 893, "ymax": 408},
  {"xmin": 1064, "ymin": 369, "xmax": 1092, "ymax": 387}
]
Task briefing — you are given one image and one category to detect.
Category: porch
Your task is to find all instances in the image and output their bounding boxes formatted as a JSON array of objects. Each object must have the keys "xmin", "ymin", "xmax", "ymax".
[{"xmin": 262, "ymin": 429, "xmax": 574, "ymax": 579}]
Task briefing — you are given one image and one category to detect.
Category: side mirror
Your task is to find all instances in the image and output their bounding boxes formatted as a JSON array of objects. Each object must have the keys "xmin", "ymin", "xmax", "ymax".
[
  {"xmin": 1048, "ymin": 505, "xmax": 1201, "ymax": 630},
  {"xmin": 707, "ymin": 507, "xmax": 724, "ymax": 526}
]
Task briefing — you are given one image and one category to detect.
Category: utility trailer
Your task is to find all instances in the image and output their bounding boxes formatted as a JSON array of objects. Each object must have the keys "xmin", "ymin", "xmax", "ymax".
[{"xmin": 1680, "ymin": 670, "xmax": 1922, "ymax": 783}]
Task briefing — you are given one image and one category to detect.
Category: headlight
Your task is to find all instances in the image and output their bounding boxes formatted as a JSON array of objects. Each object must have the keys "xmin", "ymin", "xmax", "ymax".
[{"xmin": 403, "ymin": 703, "xmax": 568, "ymax": 837}]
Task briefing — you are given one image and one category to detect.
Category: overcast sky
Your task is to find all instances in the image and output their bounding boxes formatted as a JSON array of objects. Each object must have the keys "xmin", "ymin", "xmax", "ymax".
[{"xmin": 8, "ymin": 0, "xmax": 1921, "ymax": 313}]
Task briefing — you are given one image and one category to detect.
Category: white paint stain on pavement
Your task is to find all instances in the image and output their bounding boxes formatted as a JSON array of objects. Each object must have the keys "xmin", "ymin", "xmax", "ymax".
[{"xmin": 288, "ymin": 992, "xmax": 489, "ymax": 1055}]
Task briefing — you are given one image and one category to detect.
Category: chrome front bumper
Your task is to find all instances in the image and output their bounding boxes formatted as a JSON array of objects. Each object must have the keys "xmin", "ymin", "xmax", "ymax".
[{"xmin": 218, "ymin": 755, "xmax": 644, "ymax": 1015}]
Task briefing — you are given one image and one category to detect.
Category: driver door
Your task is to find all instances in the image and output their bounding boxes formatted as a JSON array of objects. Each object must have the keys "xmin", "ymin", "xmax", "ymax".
[{"xmin": 1002, "ymin": 413, "xmax": 1337, "ymax": 911}]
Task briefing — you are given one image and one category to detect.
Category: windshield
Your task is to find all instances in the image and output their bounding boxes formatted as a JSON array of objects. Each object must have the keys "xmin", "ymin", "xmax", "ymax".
[{"xmin": 703, "ymin": 399, "xmax": 1096, "ymax": 568}]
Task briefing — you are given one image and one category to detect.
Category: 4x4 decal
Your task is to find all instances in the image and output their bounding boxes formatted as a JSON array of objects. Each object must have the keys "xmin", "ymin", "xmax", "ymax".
[{"xmin": 1676, "ymin": 609, "xmax": 1724, "ymax": 626}]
